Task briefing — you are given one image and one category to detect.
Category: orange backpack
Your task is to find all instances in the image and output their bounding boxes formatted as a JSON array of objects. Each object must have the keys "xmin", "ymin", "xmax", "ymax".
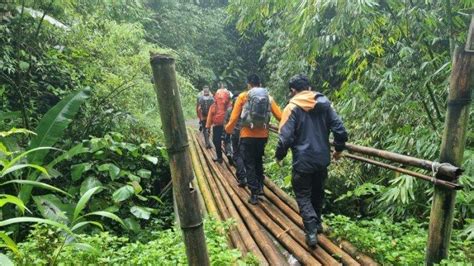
[{"xmin": 212, "ymin": 89, "xmax": 230, "ymax": 125}]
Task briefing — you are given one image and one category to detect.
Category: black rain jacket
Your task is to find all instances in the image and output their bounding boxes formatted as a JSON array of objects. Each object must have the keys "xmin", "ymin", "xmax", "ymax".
[{"xmin": 275, "ymin": 91, "xmax": 348, "ymax": 173}]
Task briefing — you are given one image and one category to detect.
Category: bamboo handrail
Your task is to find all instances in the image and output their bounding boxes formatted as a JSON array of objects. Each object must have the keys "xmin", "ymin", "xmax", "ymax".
[{"xmin": 269, "ymin": 125, "xmax": 462, "ymax": 188}]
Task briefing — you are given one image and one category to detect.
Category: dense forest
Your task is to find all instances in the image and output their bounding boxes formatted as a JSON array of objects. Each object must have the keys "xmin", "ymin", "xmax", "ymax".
[{"xmin": 0, "ymin": 0, "xmax": 472, "ymax": 265}]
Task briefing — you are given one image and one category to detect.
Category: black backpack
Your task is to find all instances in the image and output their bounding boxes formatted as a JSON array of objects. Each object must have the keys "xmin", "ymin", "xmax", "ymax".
[
  {"xmin": 199, "ymin": 95, "xmax": 214, "ymax": 116},
  {"xmin": 241, "ymin": 87, "xmax": 271, "ymax": 129}
]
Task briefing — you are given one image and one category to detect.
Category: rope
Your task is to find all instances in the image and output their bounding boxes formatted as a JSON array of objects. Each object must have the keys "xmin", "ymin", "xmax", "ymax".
[{"xmin": 431, "ymin": 162, "xmax": 453, "ymax": 184}]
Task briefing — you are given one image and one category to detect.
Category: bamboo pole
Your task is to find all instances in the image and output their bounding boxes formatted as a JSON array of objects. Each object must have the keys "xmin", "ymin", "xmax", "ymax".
[
  {"xmin": 263, "ymin": 178, "xmax": 379, "ymax": 265},
  {"xmin": 342, "ymin": 143, "xmax": 462, "ymax": 179},
  {"xmin": 188, "ymin": 129, "xmax": 219, "ymax": 217},
  {"xmin": 212, "ymin": 148, "xmax": 343, "ymax": 265},
  {"xmin": 150, "ymin": 54, "xmax": 209, "ymax": 266},
  {"xmin": 221, "ymin": 176, "xmax": 321, "ymax": 266},
  {"xmin": 343, "ymin": 153, "xmax": 462, "ymax": 190},
  {"xmin": 191, "ymin": 132, "xmax": 246, "ymax": 252},
  {"xmin": 196, "ymin": 133, "xmax": 286, "ymax": 265},
  {"xmin": 264, "ymin": 178, "xmax": 299, "ymax": 213},
  {"xmin": 426, "ymin": 19, "xmax": 473, "ymax": 265},
  {"xmin": 260, "ymin": 194, "xmax": 353, "ymax": 265},
  {"xmin": 338, "ymin": 240, "xmax": 379, "ymax": 266},
  {"xmin": 210, "ymin": 162, "xmax": 268, "ymax": 264},
  {"xmin": 270, "ymin": 125, "xmax": 462, "ymax": 179}
]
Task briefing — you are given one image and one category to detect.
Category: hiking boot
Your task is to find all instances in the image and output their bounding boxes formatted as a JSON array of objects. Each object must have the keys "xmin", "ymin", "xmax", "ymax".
[
  {"xmin": 212, "ymin": 157, "xmax": 223, "ymax": 164},
  {"xmin": 303, "ymin": 219, "xmax": 318, "ymax": 248},
  {"xmin": 316, "ymin": 223, "xmax": 323, "ymax": 234},
  {"xmin": 226, "ymin": 154, "xmax": 234, "ymax": 165},
  {"xmin": 237, "ymin": 179, "xmax": 247, "ymax": 188},
  {"xmin": 257, "ymin": 187, "xmax": 264, "ymax": 196},
  {"xmin": 248, "ymin": 194, "xmax": 258, "ymax": 205}
]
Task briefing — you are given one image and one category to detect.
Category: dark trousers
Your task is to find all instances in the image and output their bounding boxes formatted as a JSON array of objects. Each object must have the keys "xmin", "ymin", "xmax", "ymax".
[
  {"xmin": 200, "ymin": 120, "xmax": 210, "ymax": 147},
  {"xmin": 240, "ymin": 138, "xmax": 267, "ymax": 194},
  {"xmin": 292, "ymin": 169, "xmax": 327, "ymax": 223},
  {"xmin": 212, "ymin": 125, "xmax": 224, "ymax": 159},
  {"xmin": 231, "ymin": 132, "xmax": 245, "ymax": 180},
  {"xmin": 223, "ymin": 133, "xmax": 232, "ymax": 156}
]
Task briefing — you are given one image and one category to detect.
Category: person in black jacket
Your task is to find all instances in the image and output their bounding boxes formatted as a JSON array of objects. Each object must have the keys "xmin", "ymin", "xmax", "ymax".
[{"xmin": 275, "ymin": 74, "xmax": 348, "ymax": 248}]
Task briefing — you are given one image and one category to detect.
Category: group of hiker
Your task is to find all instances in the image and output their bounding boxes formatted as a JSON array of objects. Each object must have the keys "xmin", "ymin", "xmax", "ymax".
[{"xmin": 195, "ymin": 74, "xmax": 348, "ymax": 248}]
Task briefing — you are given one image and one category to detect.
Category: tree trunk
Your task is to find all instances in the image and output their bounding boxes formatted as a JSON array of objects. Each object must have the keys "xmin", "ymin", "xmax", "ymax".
[{"xmin": 150, "ymin": 54, "xmax": 209, "ymax": 266}]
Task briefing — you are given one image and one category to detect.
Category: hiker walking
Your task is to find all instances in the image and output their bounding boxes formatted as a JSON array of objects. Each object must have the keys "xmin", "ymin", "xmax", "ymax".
[
  {"xmin": 275, "ymin": 74, "xmax": 348, "ymax": 248},
  {"xmin": 225, "ymin": 74, "xmax": 282, "ymax": 205},
  {"xmin": 224, "ymin": 92, "xmax": 246, "ymax": 183},
  {"xmin": 196, "ymin": 86, "xmax": 213, "ymax": 148},
  {"xmin": 206, "ymin": 87, "xmax": 232, "ymax": 163}
]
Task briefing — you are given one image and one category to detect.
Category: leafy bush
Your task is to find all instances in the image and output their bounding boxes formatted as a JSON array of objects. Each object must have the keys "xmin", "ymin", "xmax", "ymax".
[
  {"xmin": 11, "ymin": 218, "xmax": 257, "ymax": 265},
  {"xmin": 50, "ymin": 132, "xmax": 172, "ymax": 233},
  {"xmin": 326, "ymin": 214, "xmax": 473, "ymax": 265}
]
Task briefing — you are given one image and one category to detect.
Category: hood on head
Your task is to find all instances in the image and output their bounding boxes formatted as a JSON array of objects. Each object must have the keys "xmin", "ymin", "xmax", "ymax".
[{"xmin": 289, "ymin": 91, "xmax": 331, "ymax": 112}]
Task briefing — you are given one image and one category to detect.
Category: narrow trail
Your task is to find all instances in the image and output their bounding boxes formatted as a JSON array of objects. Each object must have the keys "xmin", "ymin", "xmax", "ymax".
[{"xmin": 188, "ymin": 128, "xmax": 378, "ymax": 266}]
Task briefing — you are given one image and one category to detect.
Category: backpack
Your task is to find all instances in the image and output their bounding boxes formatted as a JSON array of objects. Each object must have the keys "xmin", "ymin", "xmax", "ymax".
[
  {"xmin": 241, "ymin": 87, "xmax": 271, "ymax": 129},
  {"xmin": 199, "ymin": 95, "xmax": 214, "ymax": 117},
  {"xmin": 212, "ymin": 89, "xmax": 231, "ymax": 125}
]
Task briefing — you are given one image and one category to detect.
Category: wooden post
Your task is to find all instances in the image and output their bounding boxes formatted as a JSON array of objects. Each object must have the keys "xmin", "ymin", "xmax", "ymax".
[
  {"xmin": 150, "ymin": 54, "xmax": 210, "ymax": 266},
  {"xmin": 426, "ymin": 17, "xmax": 473, "ymax": 265}
]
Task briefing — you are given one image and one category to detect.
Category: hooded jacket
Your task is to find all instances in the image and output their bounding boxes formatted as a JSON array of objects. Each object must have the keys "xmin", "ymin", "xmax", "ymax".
[{"xmin": 275, "ymin": 91, "xmax": 348, "ymax": 173}]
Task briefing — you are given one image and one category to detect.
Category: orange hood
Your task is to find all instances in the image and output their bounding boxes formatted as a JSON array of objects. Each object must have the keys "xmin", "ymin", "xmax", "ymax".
[{"xmin": 289, "ymin": 91, "xmax": 317, "ymax": 112}]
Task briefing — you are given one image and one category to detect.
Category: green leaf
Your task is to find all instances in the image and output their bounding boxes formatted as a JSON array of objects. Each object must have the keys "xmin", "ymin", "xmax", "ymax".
[
  {"xmin": 20, "ymin": 88, "xmax": 90, "ymax": 204},
  {"xmin": 71, "ymin": 163, "xmax": 92, "ymax": 181},
  {"xmin": 73, "ymin": 186, "xmax": 102, "ymax": 222},
  {"xmin": 2, "ymin": 180, "xmax": 71, "ymax": 197},
  {"xmin": 130, "ymin": 206, "xmax": 157, "ymax": 220},
  {"xmin": 137, "ymin": 169, "xmax": 151, "ymax": 179},
  {"xmin": 124, "ymin": 217, "xmax": 141, "ymax": 232},
  {"xmin": 28, "ymin": 88, "xmax": 91, "ymax": 165},
  {"xmin": 129, "ymin": 181, "xmax": 142, "ymax": 194},
  {"xmin": 19, "ymin": 61, "xmax": 29, "ymax": 71},
  {"xmin": 142, "ymin": 155, "xmax": 158, "ymax": 164},
  {"xmin": 0, "ymin": 232, "xmax": 19, "ymax": 255},
  {"xmin": 149, "ymin": 195, "xmax": 164, "ymax": 205},
  {"xmin": 67, "ymin": 242, "xmax": 98, "ymax": 253},
  {"xmin": 33, "ymin": 194, "xmax": 71, "ymax": 223},
  {"xmin": 112, "ymin": 185, "xmax": 134, "ymax": 203},
  {"xmin": 0, "ymin": 194, "xmax": 29, "ymax": 214},
  {"xmin": 0, "ymin": 254, "xmax": 14, "ymax": 266},
  {"xmin": 80, "ymin": 177, "xmax": 102, "ymax": 196},
  {"xmin": 47, "ymin": 143, "xmax": 90, "ymax": 170},
  {"xmin": 83, "ymin": 211, "xmax": 125, "ymax": 228},
  {"xmin": 97, "ymin": 163, "xmax": 121, "ymax": 180},
  {"xmin": 7, "ymin": 147, "xmax": 59, "ymax": 169},
  {"xmin": 71, "ymin": 221, "xmax": 104, "ymax": 232},
  {"xmin": 0, "ymin": 217, "xmax": 72, "ymax": 234},
  {"xmin": 1, "ymin": 163, "xmax": 49, "ymax": 177}
]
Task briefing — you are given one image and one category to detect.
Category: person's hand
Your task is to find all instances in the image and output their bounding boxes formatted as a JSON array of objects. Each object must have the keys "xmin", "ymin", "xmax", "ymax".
[{"xmin": 332, "ymin": 151, "xmax": 343, "ymax": 161}]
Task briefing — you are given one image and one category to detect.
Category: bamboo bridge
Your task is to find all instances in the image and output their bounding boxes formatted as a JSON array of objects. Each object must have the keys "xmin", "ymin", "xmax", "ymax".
[
  {"xmin": 188, "ymin": 128, "xmax": 377, "ymax": 265},
  {"xmin": 150, "ymin": 19, "xmax": 472, "ymax": 264}
]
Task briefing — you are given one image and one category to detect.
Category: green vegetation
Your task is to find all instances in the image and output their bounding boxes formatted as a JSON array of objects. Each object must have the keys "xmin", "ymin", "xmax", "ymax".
[{"xmin": 1, "ymin": 0, "xmax": 472, "ymax": 264}]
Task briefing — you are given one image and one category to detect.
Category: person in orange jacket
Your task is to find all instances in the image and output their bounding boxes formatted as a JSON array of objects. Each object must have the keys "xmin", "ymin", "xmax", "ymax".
[
  {"xmin": 206, "ymin": 87, "xmax": 232, "ymax": 163},
  {"xmin": 225, "ymin": 74, "xmax": 282, "ymax": 204}
]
